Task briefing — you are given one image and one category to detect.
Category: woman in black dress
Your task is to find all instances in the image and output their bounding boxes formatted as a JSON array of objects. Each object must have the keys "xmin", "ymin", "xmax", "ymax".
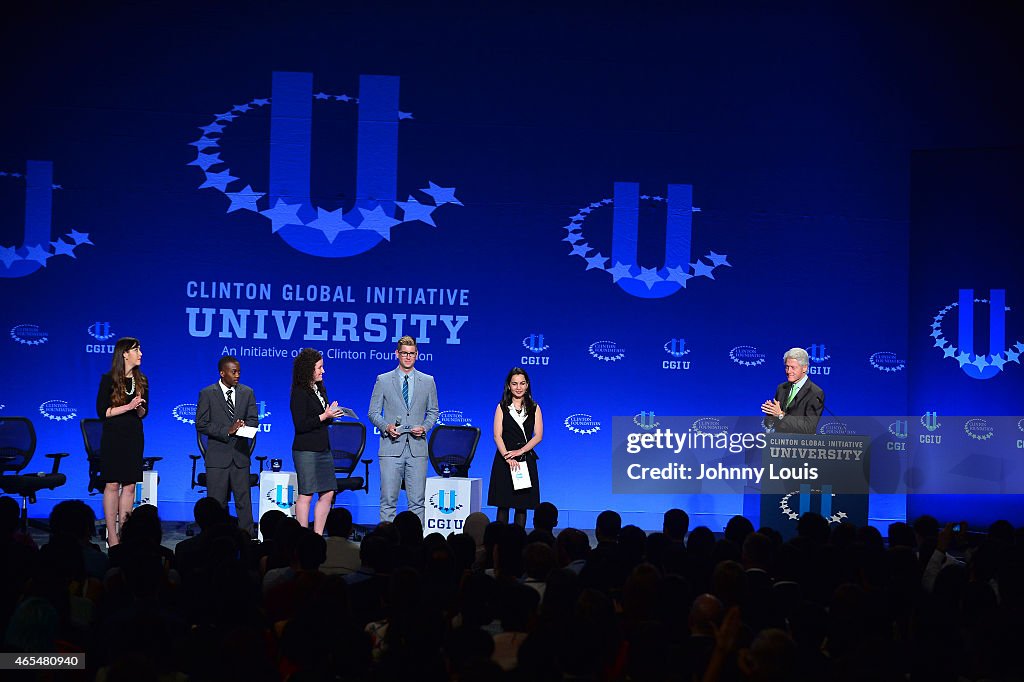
[
  {"xmin": 488, "ymin": 367, "xmax": 544, "ymax": 528},
  {"xmin": 290, "ymin": 348, "xmax": 344, "ymax": 534},
  {"xmin": 95, "ymin": 337, "xmax": 148, "ymax": 546}
]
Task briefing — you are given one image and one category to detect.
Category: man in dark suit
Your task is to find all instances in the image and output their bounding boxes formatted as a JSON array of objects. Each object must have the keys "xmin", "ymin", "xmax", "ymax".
[
  {"xmin": 761, "ymin": 347, "xmax": 824, "ymax": 435},
  {"xmin": 196, "ymin": 355, "xmax": 259, "ymax": 535}
]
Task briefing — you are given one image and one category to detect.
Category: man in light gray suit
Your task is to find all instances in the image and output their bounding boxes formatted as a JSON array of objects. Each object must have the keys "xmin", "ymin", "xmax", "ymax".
[
  {"xmin": 195, "ymin": 355, "xmax": 259, "ymax": 535},
  {"xmin": 368, "ymin": 335, "xmax": 439, "ymax": 523}
]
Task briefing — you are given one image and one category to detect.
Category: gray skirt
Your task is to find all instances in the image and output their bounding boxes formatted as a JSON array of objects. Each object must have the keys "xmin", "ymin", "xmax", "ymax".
[{"xmin": 292, "ymin": 449, "xmax": 335, "ymax": 495}]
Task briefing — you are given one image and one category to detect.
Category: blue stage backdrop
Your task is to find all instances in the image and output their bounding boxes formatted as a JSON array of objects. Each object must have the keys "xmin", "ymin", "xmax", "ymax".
[{"xmin": 2, "ymin": 3, "xmax": 1021, "ymax": 529}]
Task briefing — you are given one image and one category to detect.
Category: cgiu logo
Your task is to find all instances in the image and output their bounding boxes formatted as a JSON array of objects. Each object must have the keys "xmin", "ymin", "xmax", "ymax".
[
  {"xmin": 931, "ymin": 289, "xmax": 1022, "ymax": 380},
  {"xmin": 664, "ymin": 339, "xmax": 689, "ymax": 357},
  {"xmin": 919, "ymin": 412, "xmax": 942, "ymax": 444},
  {"xmin": 633, "ymin": 410, "xmax": 660, "ymax": 430},
  {"xmin": 256, "ymin": 401, "xmax": 273, "ymax": 433},
  {"xmin": 429, "ymin": 489, "xmax": 462, "ymax": 515},
  {"xmin": 807, "ymin": 344, "xmax": 830, "ymax": 362},
  {"xmin": 1, "ymin": 161, "xmax": 93, "ymax": 278},
  {"xmin": 10, "ymin": 324, "xmax": 48, "ymax": 346},
  {"xmin": 172, "ymin": 403, "xmax": 198, "ymax": 425},
  {"xmin": 561, "ymin": 182, "xmax": 730, "ymax": 299},
  {"xmin": 39, "ymin": 399, "xmax": 77, "ymax": 422},
  {"xmin": 521, "ymin": 333, "xmax": 550, "ymax": 366},
  {"xmin": 88, "ymin": 322, "xmax": 115, "ymax": 341},
  {"xmin": 189, "ymin": 72, "xmax": 461, "ymax": 259},
  {"xmin": 523, "ymin": 333, "xmax": 549, "ymax": 353},
  {"xmin": 869, "ymin": 352, "xmax": 905, "ymax": 373},
  {"xmin": 806, "ymin": 343, "xmax": 831, "ymax": 376},
  {"xmin": 779, "ymin": 487, "xmax": 847, "ymax": 524},
  {"xmin": 663, "ymin": 338, "xmax": 691, "ymax": 371},
  {"xmin": 267, "ymin": 484, "xmax": 296, "ymax": 510}
]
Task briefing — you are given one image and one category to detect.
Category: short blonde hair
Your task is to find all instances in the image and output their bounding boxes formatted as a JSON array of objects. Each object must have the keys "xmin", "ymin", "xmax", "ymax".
[{"xmin": 396, "ymin": 335, "xmax": 417, "ymax": 350}]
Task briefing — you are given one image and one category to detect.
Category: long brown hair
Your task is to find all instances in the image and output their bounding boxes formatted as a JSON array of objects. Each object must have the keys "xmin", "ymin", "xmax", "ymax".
[
  {"xmin": 500, "ymin": 367, "xmax": 536, "ymax": 413},
  {"xmin": 109, "ymin": 337, "xmax": 148, "ymax": 407}
]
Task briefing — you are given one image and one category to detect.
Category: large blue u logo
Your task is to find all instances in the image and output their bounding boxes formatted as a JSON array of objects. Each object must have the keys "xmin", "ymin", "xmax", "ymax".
[
  {"xmin": 958, "ymin": 289, "xmax": 1005, "ymax": 380},
  {"xmin": 1, "ymin": 161, "xmax": 52, "ymax": 278},
  {"xmin": 270, "ymin": 72, "xmax": 399, "ymax": 257},
  {"xmin": 275, "ymin": 484, "xmax": 295, "ymax": 509},
  {"xmin": 190, "ymin": 72, "xmax": 460, "ymax": 259},
  {"xmin": 933, "ymin": 289, "xmax": 1021, "ymax": 380},
  {"xmin": 612, "ymin": 182, "xmax": 693, "ymax": 299},
  {"xmin": 562, "ymin": 182, "xmax": 728, "ymax": 299},
  {"xmin": 437, "ymin": 490, "xmax": 458, "ymax": 515}
]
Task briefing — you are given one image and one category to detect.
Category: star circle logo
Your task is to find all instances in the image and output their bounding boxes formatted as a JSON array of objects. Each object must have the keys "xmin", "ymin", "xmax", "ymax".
[
  {"xmin": 172, "ymin": 403, "xmax": 198, "ymax": 425},
  {"xmin": 869, "ymin": 351, "xmax": 905, "ymax": 373},
  {"xmin": 564, "ymin": 413, "xmax": 601, "ymax": 435},
  {"xmin": 561, "ymin": 186, "xmax": 730, "ymax": 299},
  {"xmin": 39, "ymin": 400, "xmax": 77, "ymax": 422},
  {"xmin": 779, "ymin": 491, "xmax": 847, "ymax": 523},
  {"xmin": 589, "ymin": 340, "xmax": 626, "ymax": 362},
  {"xmin": 188, "ymin": 72, "xmax": 461, "ymax": 259}
]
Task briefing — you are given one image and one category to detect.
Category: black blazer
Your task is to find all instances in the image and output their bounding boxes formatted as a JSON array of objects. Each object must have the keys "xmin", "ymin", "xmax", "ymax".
[
  {"xmin": 195, "ymin": 382, "xmax": 258, "ymax": 468},
  {"xmin": 291, "ymin": 385, "xmax": 331, "ymax": 452},
  {"xmin": 763, "ymin": 379, "xmax": 824, "ymax": 434}
]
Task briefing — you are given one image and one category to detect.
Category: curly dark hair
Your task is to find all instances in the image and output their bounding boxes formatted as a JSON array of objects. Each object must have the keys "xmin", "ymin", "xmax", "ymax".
[{"xmin": 291, "ymin": 348, "xmax": 328, "ymax": 402}]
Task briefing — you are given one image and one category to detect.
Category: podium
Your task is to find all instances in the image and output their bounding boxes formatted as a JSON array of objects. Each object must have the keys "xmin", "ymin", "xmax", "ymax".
[
  {"xmin": 258, "ymin": 470, "xmax": 298, "ymax": 540},
  {"xmin": 755, "ymin": 433, "xmax": 871, "ymax": 539},
  {"xmin": 133, "ymin": 470, "xmax": 158, "ymax": 508},
  {"xmin": 424, "ymin": 476, "xmax": 482, "ymax": 533}
]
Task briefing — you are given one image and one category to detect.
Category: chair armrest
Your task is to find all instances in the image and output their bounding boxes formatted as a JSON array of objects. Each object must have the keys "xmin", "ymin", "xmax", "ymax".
[
  {"xmin": 46, "ymin": 452, "xmax": 71, "ymax": 474},
  {"xmin": 360, "ymin": 458, "xmax": 373, "ymax": 494}
]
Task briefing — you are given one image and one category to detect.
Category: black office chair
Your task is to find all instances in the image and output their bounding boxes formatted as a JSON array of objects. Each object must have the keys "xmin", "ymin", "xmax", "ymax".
[
  {"xmin": 0, "ymin": 417, "xmax": 70, "ymax": 530},
  {"xmin": 189, "ymin": 431, "xmax": 264, "ymax": 492},
  {"xmin": 328, "ymin": 421, "xmax": 372, "ymax": 497},
  {"xmin": 80, "ymin": 418, "xmax": 106, "ymax": 496},
  {"xmin": 82, "ymin": 418, "xmax": 164, "ymax": 494},
  {"xmin": 427, "ymin": 425, "xmax": 481, "ymax": 477}
]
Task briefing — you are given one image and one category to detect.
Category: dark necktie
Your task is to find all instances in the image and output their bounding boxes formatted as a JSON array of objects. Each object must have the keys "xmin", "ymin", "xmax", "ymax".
[
  {"xmin": 226, "ymin": 388, "xmax": 235, "ymax": 418},
  {"xmin": 402, "ymin": 375, "xmax": 409, "ymax": 408}
]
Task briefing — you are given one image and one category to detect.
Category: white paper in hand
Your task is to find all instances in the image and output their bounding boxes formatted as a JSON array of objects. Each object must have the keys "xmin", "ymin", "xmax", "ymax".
[
  {"xmin": 511, "ymin": 462, "xmax": 533, "ymax": 490},
  {"xmin": 235, "ymin": 425, "xmax": 258, "ymax": 439}
]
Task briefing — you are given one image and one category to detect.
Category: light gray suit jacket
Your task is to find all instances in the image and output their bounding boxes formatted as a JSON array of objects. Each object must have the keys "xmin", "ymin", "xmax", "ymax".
[{"xmin": 367, "ymin": 368, "xmax": 439, "ymax": 458}]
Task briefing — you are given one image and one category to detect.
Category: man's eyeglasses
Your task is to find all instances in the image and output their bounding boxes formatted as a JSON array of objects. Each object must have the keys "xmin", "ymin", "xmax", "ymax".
[{"xmin": 398, "ymin": 351, "xmax": 416, "ymax": 358}]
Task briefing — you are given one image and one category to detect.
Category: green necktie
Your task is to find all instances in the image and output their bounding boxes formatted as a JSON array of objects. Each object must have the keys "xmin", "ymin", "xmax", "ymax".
[{"xmin": 785, "ymin": 383, "xmax": 799, "ymax": 408}]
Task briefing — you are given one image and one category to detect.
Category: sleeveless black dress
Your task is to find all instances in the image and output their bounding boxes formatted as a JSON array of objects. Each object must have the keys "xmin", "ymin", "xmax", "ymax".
[
  {"xmin": 487, "ymin": 403, "xmax": 540, "ymax": 509},
  {"xmin": 95, "ymin": 372, "xmax": 147, "ymax": 484}
]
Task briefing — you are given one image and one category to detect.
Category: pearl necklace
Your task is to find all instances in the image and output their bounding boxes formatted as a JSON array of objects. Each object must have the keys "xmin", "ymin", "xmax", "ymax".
[{"xmin": 125, "ymin": 376, "xmax": 135, "ymax": 396}]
